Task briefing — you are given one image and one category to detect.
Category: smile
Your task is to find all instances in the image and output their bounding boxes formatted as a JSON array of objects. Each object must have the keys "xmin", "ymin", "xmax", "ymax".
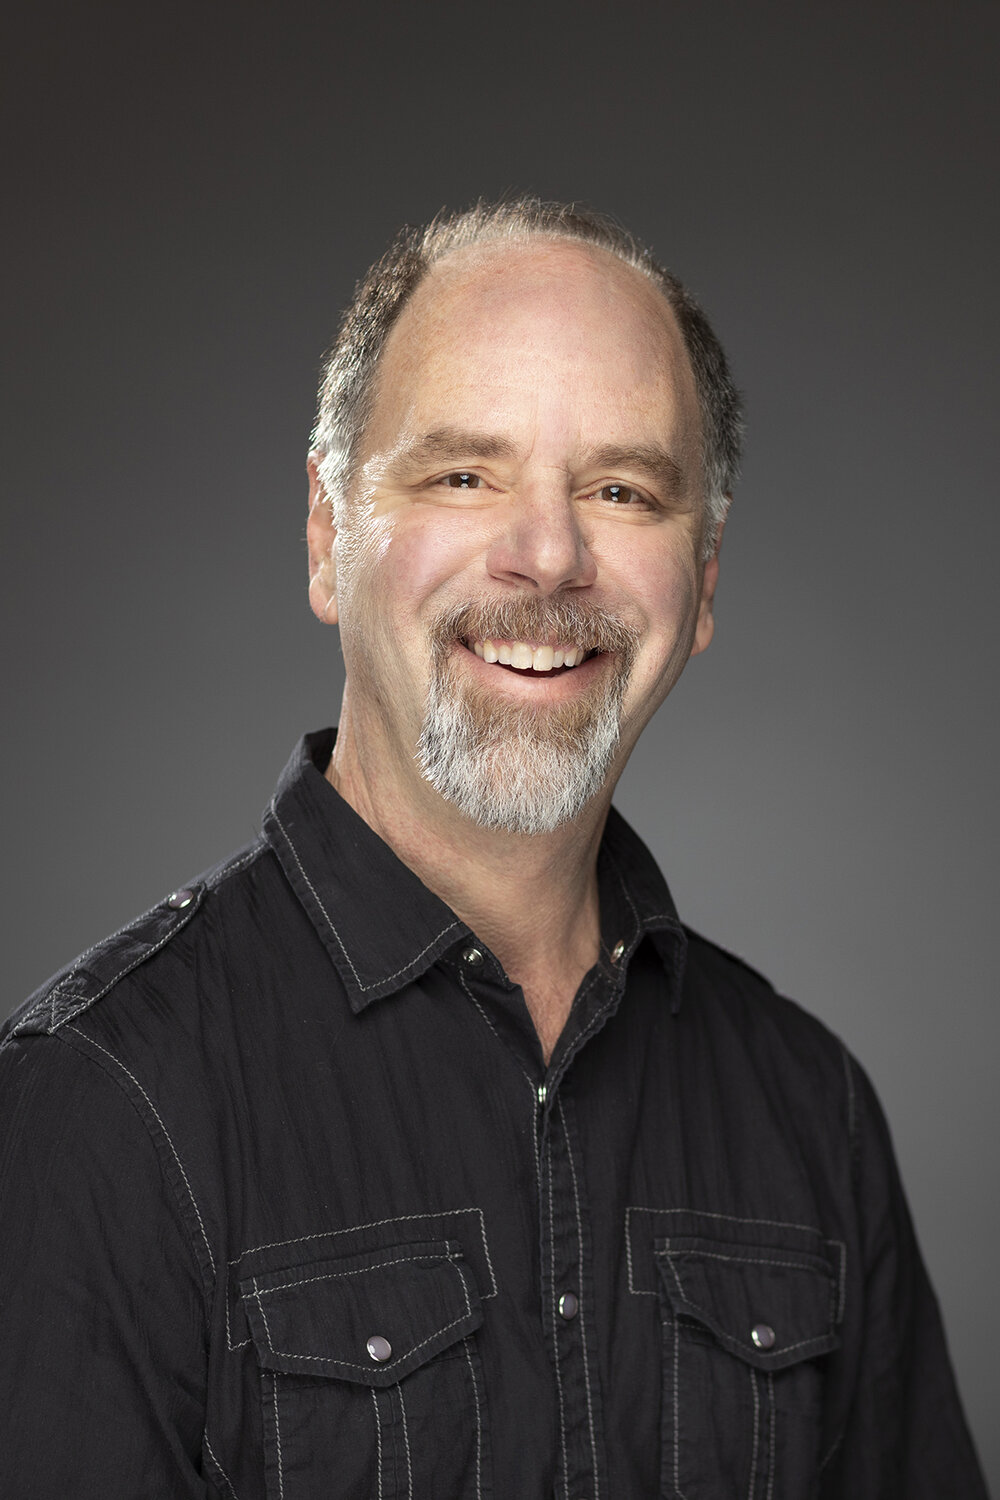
[{"xmin": 466, "ymin": 638, "xmax": 596, "ymax": 673}]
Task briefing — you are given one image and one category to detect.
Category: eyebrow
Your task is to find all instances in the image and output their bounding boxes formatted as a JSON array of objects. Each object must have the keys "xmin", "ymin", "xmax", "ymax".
[
  {"xmin": 585, "ymin": 443, "xmax": 687, "ymax": 500},
  {"xmin": 388, "ymin": 428, "xmax": 687, "ymax": 500},
  {"xmin": 388, "ymin": 428, "xmax": 520, "ymax": 477}
]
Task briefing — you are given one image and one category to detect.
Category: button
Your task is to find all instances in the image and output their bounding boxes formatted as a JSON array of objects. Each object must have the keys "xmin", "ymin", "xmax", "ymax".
[
  {"xmin": 167, "ymin": 889, "xmax": 194, "ymax": 910},
  {"xmin": 366, "ymin": 1335, "xmax": 392, "ymax": 1362},
  {"xmin": 610, "ymin": 939, "xmax": 625, "ymax": 962},
  {"xmin": 537, "ymin": 1084, "xmax": 547, "ymax": 1106},
  {"xmin": 461, "ymin": 946, "xmax": 484, "ymax": 967},
  {"xmin": 558, "ymin": 1291, "xmax": 579, "ymax": 1320},
  {"xmin": 751, "ymin": 1323, "xmax": 775, "ymax": 1350}
]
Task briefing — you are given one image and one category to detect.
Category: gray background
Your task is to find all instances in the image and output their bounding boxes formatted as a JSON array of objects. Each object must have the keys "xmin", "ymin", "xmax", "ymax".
[{"xmin": 3, "ymin": 0, "xmax": 997, "ymax": 1484}]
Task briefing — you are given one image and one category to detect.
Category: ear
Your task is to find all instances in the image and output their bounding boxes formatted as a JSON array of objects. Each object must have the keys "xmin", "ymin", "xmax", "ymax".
[
  {"xmin": 691, "ymin": 517, "xmax": 726, "ymax": 657},
  {"xmin": 306, "ymin": 452, "xmax": 339, "ymax": 625}
]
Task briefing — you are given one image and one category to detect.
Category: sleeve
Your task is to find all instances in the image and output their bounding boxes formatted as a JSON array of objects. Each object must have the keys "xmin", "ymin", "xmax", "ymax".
[
  {"xmin": 0, "ymin": 1031, "xmax": 219, "ymax": 1499},
  {"xmin": 820, "ymin": 1053, "xmax": 989, "ymax": 1499}
]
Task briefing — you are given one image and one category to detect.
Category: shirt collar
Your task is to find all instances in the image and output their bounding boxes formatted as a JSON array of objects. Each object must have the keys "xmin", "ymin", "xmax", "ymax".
[{"xmin": 263, "ymin": 730, "xmax": 688, "ymax": 1014}]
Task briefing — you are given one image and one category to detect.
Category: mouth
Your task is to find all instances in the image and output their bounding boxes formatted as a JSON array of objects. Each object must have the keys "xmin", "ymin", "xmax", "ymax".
[{"xmin": 462, "ymin": 636, "xmax": 601, "ymax": 677}]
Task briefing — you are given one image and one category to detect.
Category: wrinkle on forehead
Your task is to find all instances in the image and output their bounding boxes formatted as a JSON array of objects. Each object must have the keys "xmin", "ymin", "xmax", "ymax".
[{"xmin": 356, "ymin": 237, "xmax": 704, "ymax": 503}]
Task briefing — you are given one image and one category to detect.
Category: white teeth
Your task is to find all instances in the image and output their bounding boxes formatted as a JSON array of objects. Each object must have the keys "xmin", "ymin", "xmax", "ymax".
[{"xmin": 471, "ymin": 639, "xmax": 587, "ymax": 670}]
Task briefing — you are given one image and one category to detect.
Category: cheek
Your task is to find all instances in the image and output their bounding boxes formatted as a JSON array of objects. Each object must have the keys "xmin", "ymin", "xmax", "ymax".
[
  {"xmin": 339, "ymin": 511, "xmax": 479, "ymax": 658},
  {"xmin": 624, "ymin": 545, "xmax": 700, "ymax": 628},
  {"xmin": 621, "ymin": 552, "xmax": 703, "ymax": 684},
  {"xmin": 389, "ymin": 510, "xmax": 487, "ymax": 612}
]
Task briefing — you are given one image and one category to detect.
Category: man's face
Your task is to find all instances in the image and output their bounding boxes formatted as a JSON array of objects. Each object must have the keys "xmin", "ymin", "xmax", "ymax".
[{"xmin": 309, "ymin": 239, "xmax": 720, "ymax": 831}]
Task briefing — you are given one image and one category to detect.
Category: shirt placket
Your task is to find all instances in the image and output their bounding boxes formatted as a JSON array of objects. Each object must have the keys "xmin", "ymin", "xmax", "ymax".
[{"xmin": 539, "ymin": 1081, "xmax": 608, "ymax": 1500}]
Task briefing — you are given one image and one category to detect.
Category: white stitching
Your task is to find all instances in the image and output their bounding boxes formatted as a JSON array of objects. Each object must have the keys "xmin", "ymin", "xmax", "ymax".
[
  {"xmin": 458, "ymin": 971, "xmax": 535, "ymax": 1089},
  {"xmin": 549, "ymin": 983, "xmax": 620, "ymax": 1086},
  {"xmin": 665, "ymin": 1254, "xmax": 686, "ymax": 1304},
  {"xmin": 25, "ymin": 847, "xmax": 262, "ymax": 1036},
  {"xmin": 625, "ymin": 1207, "xmax": 645, "ymax": 1294},
  {"xmin": 206, "ymin": 843, "xmax": 265, "ymax": 888},
  {"xmin": 747, "ymin": 1368, "xmax": 760, "ymax": 1500},
  {"xmin": 20, "ymin": 882, "xmax": 194, "ymax": 1032},
  {"xmin": 530, "ymin": 1077, "xmax": 543, "ymax": 1217},
  {"xmin": 661, "ymin": 1247, "xmax": 834, "ymax": 1276},
  {"xmin": 463, "ymin": 1337, "xmax": 484, "ymax": 1500},
  {"xmin": 226, "ymin": 1298, "xmax": 251, "ymax": 1351},
  {"xmin": 227, "ymin": 1209, "xmax": 496, "ymax": 1348},
  {"xmin": 254, "ymin": 1256, "xmax": 476, "ymax": 1369},
  {"xmin": 253, "ymin": 1326, "xmax": 490, "ymax": 1373},
  {"xmin": 254, "ymin": 1249, "xmax": 452, "ymax": 1296},
  {"xmin": 253, "ymin": 1279, "xmax": 276, "ymax": 1352},
  {"xmin": 765, "ymin": 1372, "xmax": 775, "ymax": 1500},
  {"xmin": 272, "ymin": 1376, "xmax": 285, "ymax": 1500},
  {"xmin": 655, "ymin": 1246, "xmax": 837, "ymax": 1357},
  {"xmin": 397, "ymin": 1383, "xmax": 414, "ymax": 1500},
  {"xmin": 559, "ymin": 1097, "xmax": 601, "ymax": 1499},
  {"xmin": 625, "ymin": 1205, "xmax": 836, "ymax": 1296},
  {"xmin": 547, "ymin": 1142, "xmax": 571, "ymax": 1500},
  {"xmin": 270, "ymin": 803, "xmax": 461, "ymax": 992},
  {"xmin": 230, "ymin": 1207, "xmax": 497, "ymax": 1295},
  {"xmin": 66, "ymin": 1026, "xmax": 214, "ymax": 1271},
  {"xmin": 672, "ymin": 1310, "xmax": 686, "ymax": 1499},
  {"xmin": 203, "ymin": 1433, "xmax": 239, "ymax": 1500},
  {"xmin": 371, "ymin": 1389, "xmax": 384, "ymax": 1500},
  {"xmin": 42, "ymin": 894, "xmax": 202, "ymax": 1033},
  {"xmin": 627, "ymin": 1204, "xmax": 827, "ymax": 1237}
]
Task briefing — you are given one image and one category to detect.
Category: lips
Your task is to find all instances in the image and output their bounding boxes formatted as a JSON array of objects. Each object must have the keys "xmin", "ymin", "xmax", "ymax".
[{"xmin": 430, "ymin": 599, "xmax": 639, "ymax": 683}]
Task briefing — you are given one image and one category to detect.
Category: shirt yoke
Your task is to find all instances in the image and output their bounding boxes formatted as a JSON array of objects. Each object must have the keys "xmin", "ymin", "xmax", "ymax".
[{"xmin": 5, "ymin": 839, "xmax": 268, "ymax": 1041}]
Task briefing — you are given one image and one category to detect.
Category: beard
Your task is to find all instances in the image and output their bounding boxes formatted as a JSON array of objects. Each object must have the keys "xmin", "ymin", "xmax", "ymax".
[{"xmin": 416, "ymin": 597, "xmax": 640, "ymax": 835}]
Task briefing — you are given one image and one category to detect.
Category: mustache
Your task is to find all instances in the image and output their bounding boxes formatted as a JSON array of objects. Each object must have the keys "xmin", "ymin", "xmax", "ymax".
[{"xmin": 430, "ymin": 598, "xmax": 640, "ymax": 664}]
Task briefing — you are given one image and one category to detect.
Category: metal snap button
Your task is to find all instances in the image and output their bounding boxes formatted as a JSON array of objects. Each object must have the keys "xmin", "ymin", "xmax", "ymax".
[
  {"xmin": 751, "ymin": 1323, "xmax": 776, "ymax": 1350},
  {"xmin": 558, "ymin": 1291, "xmax": 579, "ymax": 1320},
  {"xmin": 461, "ymin": 946, "xmax": 484, "ymax": 967},
  {"xmin": 366, "ymin": 1334, "xmax": 392, "ymax": 1362},
  {"xmin": 167, "ymin": 889, "xmax": 194, "ymax": 910},
  {"xmin": 610, "ymin": 940, "xmax": 625, "ymax": 962}
]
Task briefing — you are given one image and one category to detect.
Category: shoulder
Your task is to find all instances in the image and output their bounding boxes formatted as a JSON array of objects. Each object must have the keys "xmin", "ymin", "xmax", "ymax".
[
  {"xmin": 680, "ymin": 923, "xmax": 854, "ymax": 1087},
  {"xmin": 3, "ymin": 837, "xmax": 273, "ymax": 1043}
]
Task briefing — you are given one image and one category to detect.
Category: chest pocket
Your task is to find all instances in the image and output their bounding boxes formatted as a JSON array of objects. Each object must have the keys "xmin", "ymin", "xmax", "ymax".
[
  {"xmin": 654, "ymin": 1233, "xmax": 842, "ymax": 1500},
  {"xmin": 241, "ymin": 1239, "xmax": 490, "ymax": 1500}
]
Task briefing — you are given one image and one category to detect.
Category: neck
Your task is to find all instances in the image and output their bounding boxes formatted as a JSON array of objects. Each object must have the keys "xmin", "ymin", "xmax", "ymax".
[{"xmin": 327, "ymin": 702, "xmax": 611, "ymax": 1061}]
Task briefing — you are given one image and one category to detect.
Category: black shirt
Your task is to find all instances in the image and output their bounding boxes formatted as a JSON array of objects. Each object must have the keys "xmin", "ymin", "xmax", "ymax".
[{"xmin": 0, "ymin": 730, "xmax": 986, "ymax": 1498}]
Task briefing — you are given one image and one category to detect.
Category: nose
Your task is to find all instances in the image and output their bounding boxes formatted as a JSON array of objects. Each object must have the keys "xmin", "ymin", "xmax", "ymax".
[{"xmin": 484, "ymin": 484, "xmax": 598, "ymax": 595}]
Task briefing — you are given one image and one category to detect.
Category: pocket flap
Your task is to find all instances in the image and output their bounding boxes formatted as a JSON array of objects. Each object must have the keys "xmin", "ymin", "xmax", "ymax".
[
  {"xmin": 240, "ymin": 1238, "xmax": 482, "ymax": 1386},
  {"xmin": 655, "ymin": 1236, "xmax": 840, "ymax": 1371}
]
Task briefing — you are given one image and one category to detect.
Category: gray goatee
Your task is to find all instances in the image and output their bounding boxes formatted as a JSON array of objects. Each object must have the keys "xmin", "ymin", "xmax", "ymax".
[{"xmin": 416, "ymin": 598, "xmax": 639, "ymax": 835}]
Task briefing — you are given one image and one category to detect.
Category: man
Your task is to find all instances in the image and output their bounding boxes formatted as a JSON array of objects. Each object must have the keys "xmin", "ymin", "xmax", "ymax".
[{"xmin": 0, "ymin": 199, "xmax": 986, "ymax": 1498}]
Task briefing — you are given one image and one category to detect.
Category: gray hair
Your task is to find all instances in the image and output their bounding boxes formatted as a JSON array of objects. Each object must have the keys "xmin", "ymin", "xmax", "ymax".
[{"xmin": 311, "ymin": 197, "xmax": 743, "ymax": 555}]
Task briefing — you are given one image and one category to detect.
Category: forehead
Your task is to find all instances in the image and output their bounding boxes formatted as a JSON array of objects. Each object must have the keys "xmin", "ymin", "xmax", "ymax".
[{"xmin": 364, "ymin": 239, "xmax": 701, "ymax": 457}]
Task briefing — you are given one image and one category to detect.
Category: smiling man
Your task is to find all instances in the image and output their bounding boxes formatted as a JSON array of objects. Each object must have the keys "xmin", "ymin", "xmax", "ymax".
[{"xmin": 0, "ymin": 200, "xmax": 986, "ymax": 1498}]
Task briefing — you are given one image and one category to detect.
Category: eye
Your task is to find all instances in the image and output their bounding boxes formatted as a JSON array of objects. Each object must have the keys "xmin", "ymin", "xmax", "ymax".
[
  {"xmin": 442, "ymin": 471, "xmax": 482, "ymax": 489},
  {"xmin": 595, "ymin": 482, "xmax": 648, "ymax": 507}
]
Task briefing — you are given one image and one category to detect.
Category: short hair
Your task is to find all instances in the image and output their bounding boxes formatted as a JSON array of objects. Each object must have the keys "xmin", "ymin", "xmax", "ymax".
[{"xmin": 311, "ymin": 197, "xmax": 743, "ymax": 555}]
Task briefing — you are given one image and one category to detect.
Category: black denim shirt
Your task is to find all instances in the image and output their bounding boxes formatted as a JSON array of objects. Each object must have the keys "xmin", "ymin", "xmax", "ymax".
[{"xmin": 0, "ymin": 730, "xmax": 986, "ymax": 1499}]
